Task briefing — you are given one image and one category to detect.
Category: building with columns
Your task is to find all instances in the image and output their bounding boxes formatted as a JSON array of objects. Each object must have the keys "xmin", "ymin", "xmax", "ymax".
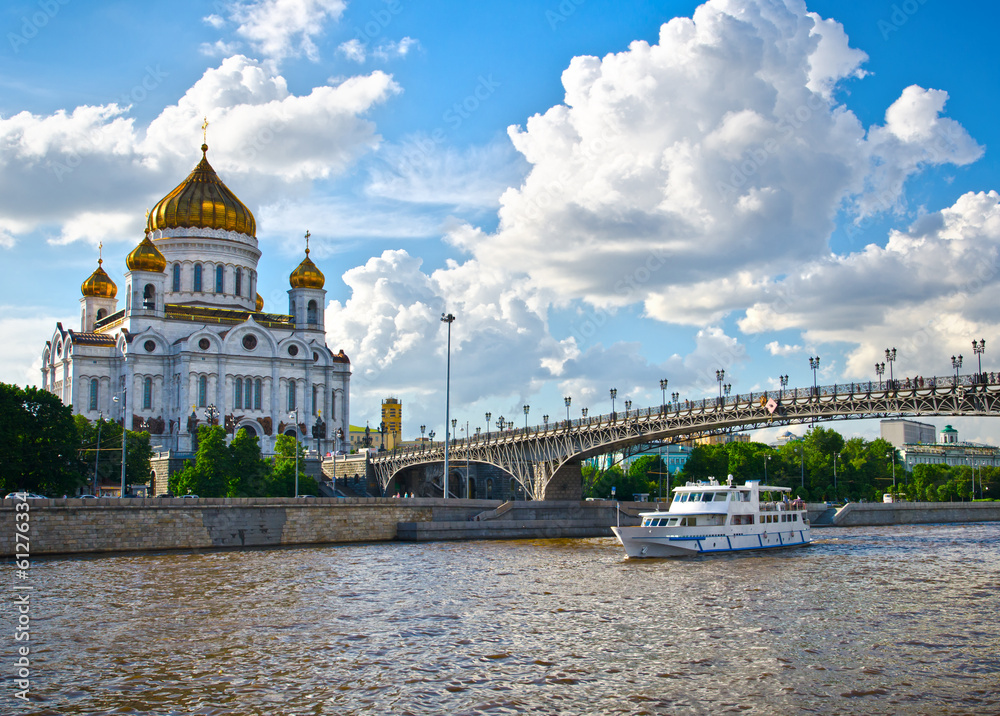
[{"xmin": 40, "ymin": 142, "xmax": 351, "ymax": 460}]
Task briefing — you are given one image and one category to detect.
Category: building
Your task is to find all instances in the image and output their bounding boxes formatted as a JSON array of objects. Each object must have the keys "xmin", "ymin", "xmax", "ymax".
[
  {"xmin": 881, "ymin": 419, "xmax": 936, "ymax": 448},
  {"xmin": 381, "ymin": 397, "xmax": 402, "ymax": 449},
  {"xmin": 41, "ymin": 141, "xmax": 352, "ymax": 469},
  {"xmin": 898, "ymin": 424, "xmax": 1000, "ymax": 470}
]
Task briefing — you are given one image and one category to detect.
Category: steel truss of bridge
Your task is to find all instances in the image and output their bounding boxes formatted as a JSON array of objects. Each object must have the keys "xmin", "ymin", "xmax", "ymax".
[{"xmin": 369, "ymin": 378, "xmax": 1000, "ymax": 501}]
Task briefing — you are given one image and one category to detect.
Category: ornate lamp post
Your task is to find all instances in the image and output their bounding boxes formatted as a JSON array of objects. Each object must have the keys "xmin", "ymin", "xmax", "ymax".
[
  {"xmin": 875, "ymin": 362, "xmax": 885, "ymax": 389},
  {"xmin": 671, "ymin": 392, "xmax": 679, "ymax": 408},
  {"xmin": 542, "ymin": 414, "xmax": 549, "ymax": 428},
  {"xmin": 379, "ymin": 420, "xmax": 386, "ymax": 451},
  {"xmin": 441, "ymin": 312, "xmax": 455, "ymax": 500},
  {"xmin": 428, "ymin": 429, "xmax": 435, "ymax": 448},
  {"xmin": 452, "ymin": 418, "xmax": 457, "ymax": 446},
  {"xmin": 659, "ymin": 378, "xmax": 668, "ymax": 412},
  {"xmin": 610, "ymin": 388, "xmax": 617, "ymax": 418},
  {"xmin": 809, "ymin": 356, "xmax": 820, "ymax": 396},
  {"xmin": 420, "ymin": 424, "xmax": 426, "ymax": 451},
  {"xmin": 564, "ymin": 396, "xmax": 572, "ymax": 424},
  {"xmin": 495, "ymin": 416, "xmax": 504, "ymax": 434},
  {"xmin": 885, "ymin": 347, "xmax": 897, "ymax": 388},
  {"xmin": 833, "ymin": 452, "xmax": 841, "ymax": 495},
  {"xmin": 288, "ymin": 409, "xmax": 299, "ymax": 497},
  {"xmin": 581, "ymin": 407, "xmax": 588, "ymax": 420},
  {"xmin": 779, "ymin": 374, "xmax": 789, "ymax": 399},
  {"xmin": 716, "ymin": 369, "xmax": 725, "ymax": 405},
  {"xmin": 624, "ymin": 399, "xmax": 632, "ymax": 418},
  {"xmin": 973, "ymin": 339, "xmax": 986, "ymax": 383},
  {"xmin": 523, "ymin": 404, "xmax": 530, "ymax": 430},
  {"xmin": 952, "ymin": 354, "xmax": 963, "ymax": 387},
  {"xmin": 485, "ymin": 412, "xmax": 491, "ymax": 442}
]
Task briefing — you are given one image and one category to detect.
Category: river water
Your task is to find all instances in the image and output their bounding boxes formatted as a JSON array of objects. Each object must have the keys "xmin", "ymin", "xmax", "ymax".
[{"xmin": 7, "ymin": 523, "xmax": 1000, "ymax": 715}]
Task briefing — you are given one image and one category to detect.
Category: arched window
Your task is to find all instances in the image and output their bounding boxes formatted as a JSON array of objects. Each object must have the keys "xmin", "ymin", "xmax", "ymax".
[
  {"xmin": 143, "ymin": 377, "xmax": 152, "ymax": 409},
  {"xmin": 143, "ymin": 284, "xmax": 155, "ymax": 310},
  {"xmin": 254, "ymin": 379, "xmax": 262, "ymax": 410},
  {"xmin": 198, "ymin": 375, "xmax": 207, "ymax": 407},
  {"xmin": 287, "ymin": 379, "xmax": 296, "ymax": 411},
  {"xmin": 244, "ymin": 378, "xmax": 252, "ymax": 410},
  {"xmin": 331, "ymin": 391, "xmax": 336, "ymax": 416},
  {"xmin": 194, "ymin": 264, "xmax": 203, "ymax": 292},
  {"xmin": 172, "ymin": 264, "xmax": 181, "ymax": 292},
  {"xmin": 312, "ymin": 385, "xmax": 318, "ymax": 415},
  {"xmin": 89, "ymin": 379, "xmax": 98, "ymax": 411},
  {"xmin": 96, "ymin": 308, "xmax": 107, "ymax": 321},
  {"xmin": 215, "ymin": 265, "xmax": 224, "ymax": 293},
  {"xmin": 235, "ymin": 268, "xmax": 242, "ymax": 297},
  {"xmin": 235, "ymin": 378, "xmax": 243, "ymax": 409},
  {"xmin": 307, "ymin": 299, "xmax": 318, "ymax": 324}
]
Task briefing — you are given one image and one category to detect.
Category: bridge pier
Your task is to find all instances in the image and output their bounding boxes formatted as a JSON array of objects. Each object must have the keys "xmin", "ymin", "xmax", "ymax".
[{"xmin": 539, "ymin": 460, "xmax": 583, "ymax": 501}]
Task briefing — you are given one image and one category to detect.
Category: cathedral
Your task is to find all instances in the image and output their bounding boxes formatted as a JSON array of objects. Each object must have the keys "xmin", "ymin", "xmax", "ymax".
[{"xmin": 40, "ymin": 140, "xmax": 351, "ymax": 462}]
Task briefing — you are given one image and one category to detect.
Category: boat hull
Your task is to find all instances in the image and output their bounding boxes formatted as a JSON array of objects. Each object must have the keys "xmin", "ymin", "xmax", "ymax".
[{"xmin": 611, "ymin": 525, "xmax": 811, "ymax": 559}]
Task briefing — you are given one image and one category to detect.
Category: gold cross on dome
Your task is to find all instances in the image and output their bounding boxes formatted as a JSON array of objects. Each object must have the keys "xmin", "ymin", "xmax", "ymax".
[
  {"xmin": 305, "ymin": 230, "xmax": 311, "ymax": 253},
  {"xmin": 202, "ymin": 117, "xmax": 209, "ymax": 142}
]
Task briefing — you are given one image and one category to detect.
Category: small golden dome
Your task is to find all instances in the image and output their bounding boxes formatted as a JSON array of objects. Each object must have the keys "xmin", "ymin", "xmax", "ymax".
[
  {"xmin": 255, "ymin": 293, "xmax": 264, "ymax": 312},
  {"xmin": 82, "ymin": 259, "xmax": 117, "ymax": 298},
  {"xmin": 289, "ymin": 247, "xmax": 325, "ymax": 289},
  {"xmin": 147, "ymin": 144, "xmax": 256, "ymax": 237},
  {"xmin": 126, "ymin": 234, "xmax": 167, "ymax": 273}
]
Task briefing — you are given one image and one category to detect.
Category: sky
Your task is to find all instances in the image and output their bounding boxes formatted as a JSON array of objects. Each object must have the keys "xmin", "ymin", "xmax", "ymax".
[{"xmin": 3, "ymin": 0, "xmax": 1000, "ymax": 446}]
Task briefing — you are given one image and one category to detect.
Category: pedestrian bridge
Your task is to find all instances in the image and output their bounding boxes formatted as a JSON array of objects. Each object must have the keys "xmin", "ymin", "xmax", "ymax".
[{"xmin": 370, "ymin": 375, "xmax": 1000, "ymax": 500}]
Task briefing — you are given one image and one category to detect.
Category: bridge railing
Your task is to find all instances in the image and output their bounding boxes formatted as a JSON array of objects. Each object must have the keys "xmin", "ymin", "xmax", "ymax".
[{"xmin": 374, "ymin": 372, "xmax": 996, "ymax": 457}]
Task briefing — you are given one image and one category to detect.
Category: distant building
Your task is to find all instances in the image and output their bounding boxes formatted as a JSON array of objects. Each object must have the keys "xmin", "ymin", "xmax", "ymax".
[
  {"xmin": 881, "ymin": 419, "xmax": 936, "ymax": 448},
  {"xmin": 381, "ymin": 397, "xmax": 402, "ymax": 449},
  {"xmin": 771, "ymin": 430, "xmax": 800, "ymax": 447},
  {"xmin": 898, "ymin": 424, "xmax": 1000, "ymax": 470}
]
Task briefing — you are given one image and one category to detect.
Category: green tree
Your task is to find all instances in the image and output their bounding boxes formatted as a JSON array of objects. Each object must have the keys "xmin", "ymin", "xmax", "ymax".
[
  {"xmin": 0, "ymin": 383, "xmax": 85, "ymax": 495},
  {"xmin": 170, "ymin": 425, "xmax": 231, "ymax": 497},
  {"xmin": 75, "ymin": 414, "xmax": 153, "ymax": 494},
  {"xmin": 584, "ymin": 464, "xmax": 625, "ymax": 499},
  {"xmin": 228, "ymin": 428, "xmax": 269, "ymax": 496},
  {"xmin": 267, "ymin": 434, "xmax": 317, "ymax": 497}
]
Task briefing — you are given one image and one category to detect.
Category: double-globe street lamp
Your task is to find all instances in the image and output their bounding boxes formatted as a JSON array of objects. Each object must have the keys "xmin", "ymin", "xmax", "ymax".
[
  {"xmin": 885, "ymin": 347, "xmax": 897, "ymax": 388},
  {"xmin": 288, "ymin": 409, "xmax": 300, "ymax": 497},
  {"xmin": 441, "ymin": 312, "xmax": 455, "ymax": 499},
  {"xmin": 660, "ymin": 378, "xmax": 668, "ymax": 412},
  {"xmin": 973, "ymin": 338, "xmax": 986, "ymax": 383},
  {"xmin": 564, "ymin": 396, "xmax": 572, "ymax": 426},
  {"xmin": 610, "ymin": 388, "xmax": 617, "ymax": 418},
  {"xmin": 952, "ymin": 354, "xmax": 963, "ymax": 387},
  {"xmin": 875, "ymin": 362, "xmax": 885, "ymax": 389}
]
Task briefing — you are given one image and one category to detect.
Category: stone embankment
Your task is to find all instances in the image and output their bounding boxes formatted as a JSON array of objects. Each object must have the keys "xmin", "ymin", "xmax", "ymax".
[{"xmin": 817, "ymin": 500, "xmax": 1000, "ymax": 527}]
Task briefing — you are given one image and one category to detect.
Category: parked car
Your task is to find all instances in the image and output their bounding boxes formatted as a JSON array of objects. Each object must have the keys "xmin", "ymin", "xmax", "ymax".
[
  {"xmin": 180, "ymin": 494, "xmax": 199, "ymax": 499},
  {"xmin": 79, "ymin": 495, "xmax": 98, "ymax": 499}
]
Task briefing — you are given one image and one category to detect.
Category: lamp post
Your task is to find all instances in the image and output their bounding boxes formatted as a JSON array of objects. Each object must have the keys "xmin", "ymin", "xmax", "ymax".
[
  {"xmin": 624, "ymin": 399, "xmax": 632, "ymax": 418},
  {"xmin": 495, "ymin": 416, "xmax": 504, "ymax": 434},
  {"xmin": 659, "ymin": 378, "xmax": 668, "ymax": 412},
  {"xmin": 833, "ymin": 452, "xmax": 841, "ymax": 496},
  {"xmin": 887, "ymin": 450, "xmax": 896, "ymax": 489},
  {"xmin": 441, "ymin": 312, "xmax": 455, "ymax": 500},
  {"xmin": 428, "ymin": 429, "xmax": 435, "ymax": 448},
  {"xmin": 716, "ymin": 369, "xmax": 725, "ymax": 406},
  {"xmin": 452, "ymin": 418, "xmax": 457, "ymax": 447},
  {"xmin": 113, "ymin": 389, "xmax": 128, "ymax": 497},
  {"xmin": 289, "ymin": 410, "xmax": 299, "ymax": 497},
  {"xmin": 581, "ymin": 407, "xmax": 588, "ymax": 420},
  {"xmin": 334, "ymin": 427, "xmax": 344, "ymax": 487},
  {"xmin": 809, "ymin": 356, "xmax": 820, "ymax": 396},
  {"xmin": 779, "ymin": 374, "xmax": 788, "ymax": 399},
  {"xmin": 542, "ymin": 414, "xmax": 548, "ymax": 428},
  {"xmin": 523, "ymin": 405, "xmax": 530, "ymax": 430},
  {"xmin": 973, "ymin": 338, "xmax": 986, "ymax": 384},
  {"xmin": 94, "ymin": 412, "xmax": 103, "ymax": 496},
  {"xmin": 875, "ymin": 362, "xmax": 885, "ymax": 389},
  {"xmin": 885, "ymin": 347, "xmax": 897, "ymax": 388},
  {"xmin": 420, "ymin": 424, "xmax": 426, "ymax": 451},
  {"xmin": 485, "ymin": 413, "xmax": 491, "ymax": 443},
  {"xmin": 671, "ymin": 392, "xmax": 679, "ymax": 408},
  {"xmin": 564, "ymin": 396, "xmax": 571, "ymax": 424},
  {"xmin": 379, "ymin": 420, "xmax": 386, "ymax": 451},
  {"xmin": 610, "ymin": 388, "xmax": 617, "ymax": 418},
  {"xmin": 952, "ymin": 354, "xmax": 963, "ymax": 387},
  {"xmin": 763, "ymin": 454, "xmax": 771, "ymax": 481}
]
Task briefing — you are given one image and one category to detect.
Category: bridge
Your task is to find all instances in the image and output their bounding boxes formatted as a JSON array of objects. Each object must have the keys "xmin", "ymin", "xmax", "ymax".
[{"xmin": 370, "ymin": 374, "xmax": 1000, "ymax": 500}]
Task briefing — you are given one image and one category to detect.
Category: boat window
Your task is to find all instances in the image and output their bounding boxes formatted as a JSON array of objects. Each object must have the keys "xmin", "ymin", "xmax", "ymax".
[
  {"xmin": 678, "ymin": 494, "xmax": 688, "ymax": 503},
  {"xmin": 643, "ymin": 518, "xmax": 652, "ymax": 526},
  {"xmin": 667, "ymin": 518, "xmax": 679, "ymax": 526},
  {"xmin": 689, "ymin": 493, "xmax": 702, "ymax": 502},
  {"xmin": 792, "ymin": 514, "xmax": 798, "ymax": 522},
  {"xmin": 713, "ymin": 492, "xmax": 729, "ymax": 502}
]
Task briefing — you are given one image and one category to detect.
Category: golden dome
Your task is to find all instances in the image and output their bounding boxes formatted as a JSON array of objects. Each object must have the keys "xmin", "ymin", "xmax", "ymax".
[
  {"xmin": 147, "ymin": 144, "xmax": 256, "ymax": 237},
  {"xmin": 126, "ymin": 234, "xmax": 167, "ymax": 273},
  {"xmin": 289, "ymin": 247, "xmax": 325, "ymax": 289},
  {"xmin": 255, "ymin": 293, "xmax": 264, "ymax": 312},
  {"xmin": 82, "ymin": 259, "xmax": 117, "ymax": 298}
]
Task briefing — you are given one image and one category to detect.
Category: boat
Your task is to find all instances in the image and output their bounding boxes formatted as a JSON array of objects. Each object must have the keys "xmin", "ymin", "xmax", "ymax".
[{"xmin": 611, "ymin": 475, "xmax": 811, "ymax": 558}]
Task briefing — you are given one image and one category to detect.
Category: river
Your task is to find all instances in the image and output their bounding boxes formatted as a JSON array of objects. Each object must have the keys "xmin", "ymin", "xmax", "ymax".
[{"xmin": 6, "ymin": 522, "xmax": 1000, "ymax": 715}]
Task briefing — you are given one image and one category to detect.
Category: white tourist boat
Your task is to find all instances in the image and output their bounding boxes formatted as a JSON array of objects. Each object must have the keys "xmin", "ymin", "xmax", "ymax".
[{"xmin": 611, "ymin": 476, "xmax": 811, "ymax": 558}]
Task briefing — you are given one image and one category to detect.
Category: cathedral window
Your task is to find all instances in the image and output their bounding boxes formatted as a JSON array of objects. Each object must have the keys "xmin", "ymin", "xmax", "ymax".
[
  {"xmin": 307, "ymin": 300, "xmax": 318, "ymax": 324},
  {"xmin": 143, "ymin": 377, "xmax": 152, "ymax": 410},
  {"xmin": 198, "ymin": 375, "xmax": 207, "ymax": 407},
  {"xmin": 287, "ymin": 379, "xmax": 296, "ymax": 411},
  {"xmin": 143, "ymin": 284, "xmax": 155, "ymax": 310},
  {"xmin": 235, "ymin": 378, "xmax": 243, "ymax": 409},
  {"xmin": 254, "ymin": 379, "xmax": 262, "ymax": 410},
  {"xmin": 89, "ymin": 379, "xmax": 98, "ymax": 411},
  {"xmin": 245, "ymin": 378, "xmax": 253, "ymax": 409},
  {"xmin": 194, "ymin": 264, "xmax": 203, "ymax": 292},
  {"xmin": 331, "ymin": 391, "xmax": 336, "ymax": 415},
  {"xmin": 215, "ymin": 265, "xmax": 224, "ymax": 293},
  {"xmin": 172, "ymin": 264, "xmax": 181, "ymax": 292},
  {"xmin": 96, "ymin": 308, "xmax": 107, "ymax": 321},
  {"xmin": 312, "ymin": 385, "xmax": 318, "ymax": 415},
  {"xmin": 235, "ymin": 268, "xmax": 242, "ymax": 297}
]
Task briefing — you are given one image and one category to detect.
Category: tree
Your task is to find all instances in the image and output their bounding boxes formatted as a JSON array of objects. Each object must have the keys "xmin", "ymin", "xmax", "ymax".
[
  {"xmin": 170, "ymin": 425, "xmax": 231, "ymax": 497},
  {"xmin": 75, "ymin": 415, "xmax": 153, "ymax": 494},
  {"xmin": 0, "ymin": 383, "xmax": 85, "ymax": 496},
  {"xmin": 267, "ymin": 434, "xmax": 317, "ymax": 497},
  {"xmin": 228, "ymin": 428, "xmax": 269, "ymax": 496}
]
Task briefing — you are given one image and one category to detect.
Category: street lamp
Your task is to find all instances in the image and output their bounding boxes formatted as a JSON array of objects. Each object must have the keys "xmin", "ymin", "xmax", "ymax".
[
  {"xmin": 484, "ymin": 413, "xmax": 491, "ymax": 443},
  {"xmin": 495, "ymin": 416, "xmax": 504, "ymax": 433},
  {"xmin": 420, "ymin": 424, "xmax": 426, "ymax": 451},
  {"xmin": 763, "ymin": 454, "xmax": 771, "ymax": 481},
  {"xmin": 379, "ymin": 420, "xmax": 386, "ymax": 451},
  {"xmin": 564, "ymin": 396, "xmax": 571, "ymax": 424},
  {"xmin": 875, "ymin": 362, "xmax": 885, "ymax": 389},
  {"xmin": 671, "ymin": 392, "xmax": 679, "ymax": 408},
  {"xmin": 973, "ymin": 338, "xmax": 986, "ymax": 384},
  {"xmin": 887, "ymin": 450, "xmax": 896, "ymax": 489},
  {"xmin": 441, "ymin": 312, "xmax": 455, "ymax": 500},
  {"xmin": 428, "ymin": 429, "xmax": 435, "ymax": 448},
  {"xmin": 885, "ymin": 347, "xmax": 897, "ymax": 388},
  {"xmin": 659, "ymin": 378, "xmax": 668, "ymax": 412},
  {"xmin": 716, "ymin": 369, "xmax": 725, "ymax": 405},
  {"xmin": 93, "ymin": 412, "xmax": 103, "ymax": 497},
  {"xmin": 809, "ymin": 356, "xmax": 820, "ymax": 396},
  {"xmin": 523, "ymin": 404, "xmax": 530, "ymax": 430},
  {"xmin": 833, "ymin": 452, "xmax": 841, "ymax": 495},
  {"xmin": 289, "ymin": 410, "xmax": 299, "ymax": 497},
  {"xmin": 779, "ymin": 374, "xmax": 788, "ymax": 399},
  {"xmin": 952, "ymin": 354, "xmax": 963, "ymax": 387},
  {"xmin": 581, "ymin": 407, "xmax": 588, "ymax": 420},
  {"xmin": 543, "ymin": 414, "xmax": 548, "ymax": 428},
  {"xmin": 452, "ymin": 418, "xmax": 457, "ymax": 445},
  {"xmin": 610, "ymin": 388, "xmax": 617, "ymax": 418},
  {"xmin": 112, "ymin": 389, "xmax": 128, "ymax": 497},
  {"xmin": 624, "ymin": 399, "xmax": 632, "ymax": 418}
]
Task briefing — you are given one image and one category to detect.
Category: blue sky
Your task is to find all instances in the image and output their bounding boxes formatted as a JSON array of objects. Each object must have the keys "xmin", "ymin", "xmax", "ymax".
[{"xmin": 3, "ymin": 0, "xmax": 1000, "ymax": 445}]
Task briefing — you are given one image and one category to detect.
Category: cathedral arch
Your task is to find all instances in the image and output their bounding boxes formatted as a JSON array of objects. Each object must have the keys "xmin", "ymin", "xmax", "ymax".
[
  {"xmin": 215, "ymin": 265, "xmax": 224, "ymax": 293},
  {"xmin": 143, "ymin": 284, "xmax": 155, "ymax": 310},
  {"xmin": 235, "ymin": 267, "xmax": 242, "ymax": 296},
  {"xmin": 96, "ymin": 308, "xmax": 107, "ymax": 321},
  {"xmin": 143, "ymin": 377, "xmax": 153, "ymax": 409},
  {"xmin": 306, "ymin": 299, "xmax": 318, "ymax": 324},
  {"xmin": 89, "ymin": 379, "xmax": 99, "ymax": 411},
  {"xmin": 235, "ymin": 377, "xmax": 243, "ymax": 409},
  {"xmin": 194, "ymin": 263, "xmax": 203, "ymax": 292},
  {"xmin": 172, "ymin": 263, "xmax": 181, "ymax": 292}
]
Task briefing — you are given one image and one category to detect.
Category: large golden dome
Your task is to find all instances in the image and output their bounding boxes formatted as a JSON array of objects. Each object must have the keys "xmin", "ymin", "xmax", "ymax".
[
  {"xmin": 126, "ymin": 234, "xmax": 167, "ymax": 273},
  {"xmin": 289, "ymin": 247, "xmax": 325, "ymax": 289},
  {"xmin": 147, "ymin": 144, "xmax": 256, "ymax": 237},
  {"xmin": 82, "ymin": 259, "xmax": 117, "ymax": 298}
]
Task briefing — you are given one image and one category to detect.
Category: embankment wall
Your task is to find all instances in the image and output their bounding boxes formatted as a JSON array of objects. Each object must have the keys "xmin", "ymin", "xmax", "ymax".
[{"xmin": 832, "ymin": 500, "xmax": 1000, "ymax": 526}]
